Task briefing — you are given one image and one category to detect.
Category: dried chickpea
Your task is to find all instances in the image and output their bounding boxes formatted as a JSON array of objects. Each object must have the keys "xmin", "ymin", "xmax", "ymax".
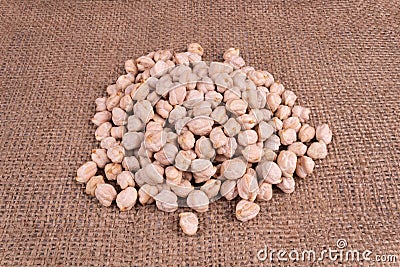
[
  {"xmin": 316, "ymin": 124, "xmax": 332, "ymax": 145},
  {"xmin": 278, "ymin": 128, "xmax": 297, "ymax": 146},
  {"xmin": 85, "ymin": 175, "xmax": 105, "ymax": 196},
  {"xmin": 277, "ymin": 150, "xmax": 297, "ymax": 178},
  {"xmin": 288, "ymin": 142, "xmax": 307, "ymax": 156},
  {"xmin": 236, "ymin": 200, "xmax": 260, "ymax": 222},
  {"xmin": 117, "ymin": 171, "xmax": 135, "ymax": 189},
  {"xmin": 116, "ymin": 187, "xmax": 137, "ymax": 211},
  {"xmin": 296, "ymin": 156, "xmax": 315, "ymax": 178},
  {"xmin": 76, "ymin": 161, "xmax": 97, "ymax": 183},
  {"xmin": 104, "ymin": 162, "xmax": 122, "ymax": 181},
  {"xmin": 307, "ymin": 141, "xmax": 328, "ymax": 159},
  {"xmin": 95, "ymin": 184, "xmax": 117, "ymax": 207},
  {"xmin": 179, "ymin": 212, "xmax": 199, "ymax": 235}
]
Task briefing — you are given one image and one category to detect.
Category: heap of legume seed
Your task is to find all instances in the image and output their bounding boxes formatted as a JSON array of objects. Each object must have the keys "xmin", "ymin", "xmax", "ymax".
[{"xmin": 76, "ymin": 43, "xmax": 332, "ymax": 236}]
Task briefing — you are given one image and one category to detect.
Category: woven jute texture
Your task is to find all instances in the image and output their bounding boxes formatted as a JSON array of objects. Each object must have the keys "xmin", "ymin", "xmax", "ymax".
[{"xmin": 1, "ymin": 1, "xmax": 399, "ymax": 266}]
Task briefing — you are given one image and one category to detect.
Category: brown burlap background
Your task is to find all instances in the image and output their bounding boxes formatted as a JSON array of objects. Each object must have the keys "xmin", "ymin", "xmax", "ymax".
[{"xmin": 1, "ymin": 1, "xmax": 399, "ymax": 266}]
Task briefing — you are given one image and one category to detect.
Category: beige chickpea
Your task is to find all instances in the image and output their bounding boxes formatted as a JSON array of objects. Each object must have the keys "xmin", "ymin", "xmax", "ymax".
[
  {"xmin": 220, "ymin": 180, "xmax": 238, "ymax": 200},
  {"xmin": 200, "ymin": 179, "xmax": 221, "ymax": 199},
  {"xmin": 238, "ymin": 130, "xmax": 258, "ymax": 146},
  {"xmin": 277, "ymin": 150, "xmax": 297, "ymax": 178},
  {"xmin": 186, "ymin": 117, "xmax": 214, "ymax": 135},
  {"xmin": 279, "ymin": 128, "xmax": 297, "ymax": 145},
  {"xmin": 264, "ymin": 134, "xmax": 281, "ymax": 151},
  {"xmin": 136, "ymin": 56, "xmax": 155, "ymax": 71},
  {"xmin": 91, "ymin": 148, "xmax": 110, "ymax": 168},
  {"xmin": 187, "ymin": 190, "xmax": 209, "ymax": 213},
  {"xmin": 292, "ymin": 105, "xmax": 311, "ymax": 123},
  {"xmin": 298, "ymin": 124, "xmax": 316, "ymax": 142},
  {"xmin": 125, "ymin": 59, "xmax": 138, "ymax": 75},
  {"xmin": 144, "ymin": 130, "xmax": 167, "ymax": 152},
  {"xmin": 106, "ymin": 92, "xmax": 123, "ymax": 111},
  {"xmin": 223, "ymin": 47, "xmax": 240, "ymax": 61},
  {"xmin": 236, "ymin": 200, "xmax": 260, "ymax": 222},
  {"xmin": 237, "ymin": 172, "xmax": 259, "ymax": 201},
  {"xmin": 316, "ymin": 124, "xmax": 332, "ymax": 145},
  {"xmin": 95, "ymin": 184, "xmax": 117, "ymax": 207},
  {"xmin": 165, "ymin": 166, "xmax": 183, "ymax": 184},
  {"xmin": 283, "ymin": 117, "xmax": 301, "ymax": 132},
  {"xmin": 179, "ymin": 212, "xmax": 199, "ymax": 235},
  {"xmin": 153, "ymin": 143, "xmax": 179, "ymax": 165},
  {"xmin": 111, "ymin": 107, "xmax": 127, "ymax": 126},
  {"xmin": 220, "ymin": 158, "xmax": 247, "ymax": 180},
  {"xmin": 256, "ymin": 161, "xmax": 282, "ymax": 184},
  {"xmin": 256, "ymin": 121, "xmax": 274, "ymax": 141},
  {"xmin": 155, "ymin": 100, "xmax": 173, "ymax": 119},
  {"xmin": 307, "ymin": 141, "xmax": 328, "ymax": 159},
  {"xmin": 216, "ymin": 137, "xmax": 237, "ymax": 158},
  {"xmin": 177, "ymin": 130, "xmax": 195, "ymax": 150},
  {"xmin": 261, "ymin": 148, "xmax": 277, "ymax": 162},
  {"xmin": 106, "ymin": 84, "xmax": 119, "ymax": 96},
  {"xmin": 195, "ymin": 137, "xmax": 215, "ymax": 159},
  {"xmin": 187, "ymin": 43, "xmax": 204, "ymax": 56},
  {"xmin": 92, "ymin": 111, "xmax": 111, "ymax": 126},
  {"xmin": 76, "ymin": 161, "xmax": 98, "ymax": 183},
  {"xmin": 296, "ymin": 156, "xmax": 315, "ymax": 178},
  {"xmin": 288, "ymin": 142, "xmax": 307, "ymax": 156},
  {"xmin": 116, "ymin": 187, "xmax": 137, "ymax": 211},
  {"xmin": 155, "ymin": 190, "xmax": 179, "ymax": 212},
  {"xmin": 191, "ymin": 159, "xmax": 217, "ymax": 183},
  {"xmin": 261, "ymin": 71, "xmax": 274, "ymax": 87},
  {"xmin": 138, "ymin": 184, "xmax": 159, "ymax": 205},
  {"xmin": 116, "ymin": 75, "xmax": 132, "ymax": 91},
  {"xmin": 85, "ymin": 175, "xmax": 105, "ymax": 196},
  {"xmin": 154, "ymin": 50, "xmax": 173, "ymax": 61},
  {"xmin": 242, "ymin": 144, "xmax": 263, "ymax": 163},
  {"xmin": 269, "ymin": 82, "xmax": 285, "ymax": 95},
  {"xmin": 227, "ymin": 56, "xmax": 246, "ymax": 69},
  {"xmin": 277, "ymin": 177, "xmax": 295, "ymax": 194},
  {"xmin": 281, "ymin": 90, "xmax": 297, "ymax": 107},
  {"xmin": 169, "ymin": 84, "xmax": 187, "ymax": 106},
  {"xmin": 104, "ymin": 162, "xmax": 122, "ymax": 181},
  {"xmin": 169, "ymin": 179, "xmax": 194, "ymax": 198},
  {"xmin": 119, "ymin": 95, "xmax": 134, "ymax": 112},
  {"xmin": 247, "ymin": 70, "xmax": 266, "ymax": 86},
  {"xmin": 209, "ymin": 127, "xmax": 229, "ymax": 149},
  {"xmin": 100, "ymin": 136, "xmax": 117, "ymax": 150},
  {"xmin": 275, "ymin": 105, "xmax": 291, "ymax": 120},
  {"xmin": 95, "ymin": 122, "xmax": 112, "ymax": 141},
  {"xmin": 116, "ymin": 171, "xmax": 135, "ymax": 189},
  {"xmin": 269, "ymin": 117, "xmax": 283, "ymax": 131},
  {"xmin": 266, "ymin": 93, "xmax": 281, "ymax": 112},
  {"xmin": 236, "ymin": 114, "xmax": 257, "ymax": 130},
  {"xmin": 257, "ymin": 182, "xmax": 273, "ymax": 201},
  {"xmin": 111, "ymin": 126, "xmax": 126, "ymax": 140},
  {"xmin": 150, "ymin": 60, "xmax": 169, "ymax": 77},
  {"xmin": 226, "ymin": 99, "xmax": 248, "ymax": 116},
  {"xmin": 173, "ymin": 52, "xmax": 190, "ymax": 65},
  {"xmin": 95, "ymin": 97, "xmax": 107, "ymax": 112},
  {"xmin": 223, "ymin": 118, "xmax": 241, "ymax": 137}
]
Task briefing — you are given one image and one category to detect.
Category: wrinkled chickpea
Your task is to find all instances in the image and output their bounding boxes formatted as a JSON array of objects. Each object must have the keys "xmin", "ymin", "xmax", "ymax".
[
  {"xmin": 85, "ymin": 175, "xmax": 105, "ymax": 196},
  {"xmin": 277, "ymin": 150, "xmax": 297, "ymax": 178},
  {"xmin": 92, "ymin": 111, "xmax": 111, "ymax": 126},
  {"xmin": 296, "ymin": 156, "xmax": 315, "ymax": 178},
  {"xmin": 298, "ymin": 124, "xmax": 316, "ymax": 142},
  {"xmin": 95, "ymin": 183, "xmax": 117, "ymax": 207},
  {"xmin": 107, "ymin": 145, "xmax": 125, "ymax": 163},
  {"xmin": 292, "ymin": 105, "xmax": 311, "ymax": 123},
  {"xmin": 237, "ymin": 172, "xmax": 259, "ymax": 201},
  {"xmin": 288, "ymin": 142, "xmax": 307, "ymax": 156},
  {"xmin": 104, "ymin": 162, "xmax": 122, "ymax": 181},
  {"xmin": 256, "ymin": 161, "xmax": 282, "ymax": 184},
  {"xmin": 179, "ymin": 212, "xmax": 199, "ymax": 235},
  {"xmin": 138, "ymin": 184, "xmax": 159, "ymax": 205},
  {"xmin": 257, "ymin": 182, "xmax": 273, "ymax": 201},
  {"xmin": 307, "ymin": 141, "xmax": 328, "ymax": 159},
  {"xmin": 278, "ymin": 128, "xmax": 297, "ymax": 146},
  {"xmin": 116, "ymin": 187, "xmax": 137, "ymax": 211},
  {"xmin": 236, "ymin": 200, "xmax": 260, "ymax": 222},
  {"xmin": 316, "ymin": 124, "xmax": 332, "ymax": 145},
  {"xmin": 117, "ymin": 171, "xmax": 135, "ymax": 189},
  {"xmin": 76, "ymin": 161, "xmax": 97, "ymax": 183},
  {"xmin": 178, "ymin": 130, "xmax": 195, "ymax": 150}
]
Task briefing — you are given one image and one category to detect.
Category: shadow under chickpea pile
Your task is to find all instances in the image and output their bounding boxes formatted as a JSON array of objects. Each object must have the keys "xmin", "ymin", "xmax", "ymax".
[{"xmin": 76, "ymin": 43, "xmax": 333, "ymax": 235}]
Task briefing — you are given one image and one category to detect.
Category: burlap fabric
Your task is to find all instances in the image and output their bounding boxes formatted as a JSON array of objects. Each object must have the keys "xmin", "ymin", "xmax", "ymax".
[{"xmin": 1, "ymin": 1, "xmax": 399, "ymax": 266}]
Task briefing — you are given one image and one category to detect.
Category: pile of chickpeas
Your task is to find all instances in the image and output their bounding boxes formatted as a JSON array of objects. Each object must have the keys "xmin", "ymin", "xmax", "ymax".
[{"xmin": 76, "ymin": 43, "xmax": 332, "ymax": 235}]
